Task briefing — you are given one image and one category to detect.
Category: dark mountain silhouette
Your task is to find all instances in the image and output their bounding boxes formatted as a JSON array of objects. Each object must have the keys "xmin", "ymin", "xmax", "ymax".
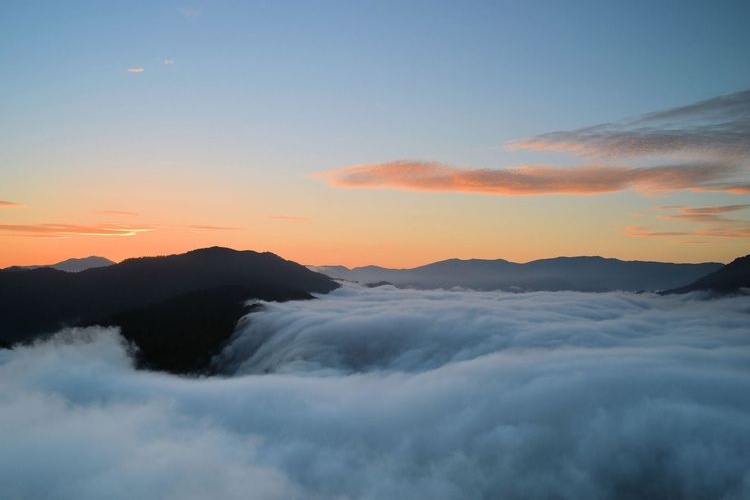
[
  {"xmin": 3, "ymin": 255, "xmax": 115, "ymax": 273},
  {"xmin": 0, "ymin": 247, "xmax": 339, "ymax": 373},
  {"xmin": 664, "ymin": 254, "xmax": 750, "ymax": 295},
  {"xmin": 311, "ymin": 256, "xmax": 722, "ymax": 292}
]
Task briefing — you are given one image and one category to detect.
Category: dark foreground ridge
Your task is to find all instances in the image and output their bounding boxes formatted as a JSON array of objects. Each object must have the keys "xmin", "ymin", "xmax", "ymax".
[
  {"xmin": 663, "ymin": 254, "xmax": 750, "ymax": 295},
  {"xmin": 313, "ymin": 256, "xmax": 723, "ymax": 292},
  {"xmin": 0, "ymin": 247, "xmax": 339, "ymax": 373}
]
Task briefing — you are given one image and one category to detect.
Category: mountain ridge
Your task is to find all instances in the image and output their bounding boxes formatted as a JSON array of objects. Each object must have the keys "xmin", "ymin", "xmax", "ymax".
[
  {"xmin": 0, "ymin": 247, "xmax": 339, "ymax": 373},
  {"xmin": 3, "ymin": 255, "xmax": 115, "ymax": 273},
  {"xmin": 664, "ymin": 254, "xmax": 750, "ymax": 295},
  {"xmin": 310, "ymin": 256, "xmax": 723, "ymax": 292}
]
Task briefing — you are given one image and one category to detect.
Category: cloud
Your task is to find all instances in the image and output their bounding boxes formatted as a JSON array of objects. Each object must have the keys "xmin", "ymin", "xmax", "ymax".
[
  {"xmin": 0, "ymin": 221, "xmax": 247, "ymax": 238},
  {"xmin": 627, "ymin": 204, "xmax": 750, "ymax": 239},
  {"xmin": 163, "ymin": 59, "xmax": 175, "ymax": 66},
  {"xmin": 316, "ymin": 160, "xmax": 749, "ymax": 195},
  {"xmin": 3, "ymin": 286, "xmax": 749, "ymax": 499},
  {"xmin": 0, "ymin": 223, "xmax": 156, "ymax": 238},
  {"xmin": 127, "ymin": 67, "xmax": 145, "ymax": 73},
  {"xmin": 508, "ymin": 89, "xmax": 750, "ymax": 158},
  {"xmin": 269, "ymin": 215, "xmax": 311, "ymax": 222},
  {"xmin": 0, "ymin": 201, "xmax": 24, "ymax": 208},
  {"xmin": 0, "ymin": 200, "xmax": 25, "ymax": 208},
  {"xmin": 316, "ymin": 90, "xmax": 750, "ymax": 198},
  {"xmin": 657, "ymin": 204, "xmax": 750, "ymax": 222},
  {"xmin": 627, "ymin": 225, "xmax": 750, "ymax": 239}
]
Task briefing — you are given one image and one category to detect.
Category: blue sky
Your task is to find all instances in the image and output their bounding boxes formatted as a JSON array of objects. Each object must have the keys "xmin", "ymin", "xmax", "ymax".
[{"xmin": 1, "ymin": 0, "xmax": 749, "ymax": 266}]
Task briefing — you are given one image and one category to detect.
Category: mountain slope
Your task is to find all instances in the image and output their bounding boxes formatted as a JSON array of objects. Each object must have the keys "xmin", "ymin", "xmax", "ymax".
[
  {"xmin": 312, "ymin": 257, "xmax": 722, "ymax": 292},
  {"xmin": 0, "ymin": 247, "xmax": 339, "ymax": 372},
  {"xmin": 664, "ymin": 255, "xmax": 750, "ymax": 295}
]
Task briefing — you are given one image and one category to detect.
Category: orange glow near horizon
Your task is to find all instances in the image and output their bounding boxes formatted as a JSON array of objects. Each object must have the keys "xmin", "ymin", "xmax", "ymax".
[{"xmin": 1, "ymin": 221, "xmax": 742, "ymax": 269}]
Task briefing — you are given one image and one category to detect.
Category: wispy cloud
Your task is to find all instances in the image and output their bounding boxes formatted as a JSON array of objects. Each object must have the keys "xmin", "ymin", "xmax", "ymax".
[
  {"xmin": 0, "ymin": 201, "xmax": 25, "ymax": 208},
  {"xmin": 627, "ymin": 204, "xmax": 750, "ymax": 239},
  {"xmin": 269, "ymin": 215, "xmax": 311, "ymax": 222},
  {"xmin": 627, "ymin": 225, "xmax": 750, "ymax": 238},
  {"xmin": 127, "ymin": 67, "xmax": 145, "ymax": 74},
  {"xmin": 316, "ymin": 160, "xmax": 749, "ymax": 196},
  {"xmin": 316, "ymin": 90, "xmax": 750, "ymax": 197},
  {"xmin": 163, "ymin": 59, "xmax": 175, "ymax": 66},
  {"xmin": 0, "ymin": 223, "xmax": 156, "ymax": 238},
  {"xmin": 508, "ymin": 89, "xmax": 750, "ymax": 158},
  {"xmin": 656, "ymin": 204, "xmax": 750, "ymax": 222}
]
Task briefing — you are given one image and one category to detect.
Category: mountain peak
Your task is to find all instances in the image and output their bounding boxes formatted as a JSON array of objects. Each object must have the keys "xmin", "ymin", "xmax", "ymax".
[{"xmin": 665, "ymin": 254, "xmax": 750, "ymax": 295}]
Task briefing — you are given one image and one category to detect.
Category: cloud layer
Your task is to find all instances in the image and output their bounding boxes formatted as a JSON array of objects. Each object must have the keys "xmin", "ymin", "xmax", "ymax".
[
  {"xmin": 316, "ymin": 160, "xmax": 748, "ymax": 196},
  {"xmin": 2, "ymin": 285, "xmax": 750, "ymax": 499}
]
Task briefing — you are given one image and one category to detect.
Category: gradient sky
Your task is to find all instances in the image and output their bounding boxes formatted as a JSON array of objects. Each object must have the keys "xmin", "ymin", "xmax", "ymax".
[{"xmin": 1, "ymin": 0, "xmax": 749, "ymax": 268}]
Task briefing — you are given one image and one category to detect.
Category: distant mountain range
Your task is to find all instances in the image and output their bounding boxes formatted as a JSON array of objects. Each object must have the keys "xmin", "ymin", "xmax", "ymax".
[
  {"xmin": 0, "ymin": 247, "xmax": 338, "ymax": 373},
  {"xmin": 665, "ymin": 254, "xmax": 750, "ymax": 295},
  {"xmin": 310, "ymin": 256, "xmax": 724, "ymax": 292},
  {"xmin": 3, "ymin": 256, "xmax": 115, "ymax": 273}
]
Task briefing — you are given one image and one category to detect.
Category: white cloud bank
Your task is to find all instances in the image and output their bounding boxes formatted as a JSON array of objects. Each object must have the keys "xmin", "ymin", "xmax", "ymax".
[{"xmin": 2, "ymin": 285, "xmax": 750, "ymax": 499}]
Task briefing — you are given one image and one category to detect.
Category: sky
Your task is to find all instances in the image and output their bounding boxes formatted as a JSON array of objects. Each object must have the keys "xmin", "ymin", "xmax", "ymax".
[{"xmin": 1, "ymin": 0, "xmax": 749, "ymax": 268}]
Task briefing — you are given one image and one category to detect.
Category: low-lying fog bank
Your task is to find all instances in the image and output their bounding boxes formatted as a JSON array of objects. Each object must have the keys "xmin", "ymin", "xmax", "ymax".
[{"xmin": 2, "ymin": 285, "xmax": 749, "ymax": 499}]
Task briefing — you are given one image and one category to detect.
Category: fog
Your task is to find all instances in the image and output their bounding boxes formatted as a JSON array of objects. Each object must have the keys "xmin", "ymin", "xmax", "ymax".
[{"xmin": 2, "ymin": 285, "xmax": 749, "ymax": 499}]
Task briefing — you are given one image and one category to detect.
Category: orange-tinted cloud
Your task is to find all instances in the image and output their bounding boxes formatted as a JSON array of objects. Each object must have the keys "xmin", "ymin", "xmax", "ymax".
[
  {"xmin": 0, "ymin": 223, "xmax": 156, "ymax": 238},
  {"xmin": 656, "ymin": 204, "xmax": 750, "ymax": 222},
  {"xmin": 316, "ymin": 160, "xmax": 749, "ymax": 196},
  {"xmin": 628, "ymin": 203, "xmax": 750, "ymax": 239},
  {"xmin": 627, "ymin": 225, "xmax": 750, "ymax": 238},
  {"xmin": 0, "ymin": 200, "xmax": 25, "ymax": 208}
]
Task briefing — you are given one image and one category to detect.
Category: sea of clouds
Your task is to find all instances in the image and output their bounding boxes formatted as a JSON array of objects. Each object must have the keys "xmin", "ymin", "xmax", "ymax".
[{"xmin": 1, "ymin": 284, "xmax": 749, "ymax": 499}]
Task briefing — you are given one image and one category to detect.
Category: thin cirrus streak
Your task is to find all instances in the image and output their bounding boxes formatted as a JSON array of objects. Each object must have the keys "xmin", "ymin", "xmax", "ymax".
[
  {"xmin": 629, "ymin": 204, "xmax": 750, "ymax": 239},
  {"xmin": 315, "ymin": 160, "xmax": 750, "ymax": 196},
  {"xmin": 656, "ymin": 204, "xmax": 750, "ymax": 223},
  {"xmin": 507, "ymin": 89, "xmax": 750, "ymax": 158},
  {"xmin": 656, "ymin": 204, "xmax": 750, "ymax": 215},
  {"xmin": 127, "ymin": 67, "xmax": 144, "ymax": 73},
  {"xmin": 627, "ymin": 225, "xmax": 750, "ymax": 239},
  {"xmin": 0, "ymin": 201, "xmax": 25, "ymax": 208},
  {"xmin": 0, "ymin": 223, "xmax": 157, "ymax": 238}
]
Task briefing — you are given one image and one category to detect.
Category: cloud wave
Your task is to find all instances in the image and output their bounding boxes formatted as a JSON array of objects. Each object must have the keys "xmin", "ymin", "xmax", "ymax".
[{"xmin": 2, "ymin": 285, "xmax": 750, "ymax": 499}]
